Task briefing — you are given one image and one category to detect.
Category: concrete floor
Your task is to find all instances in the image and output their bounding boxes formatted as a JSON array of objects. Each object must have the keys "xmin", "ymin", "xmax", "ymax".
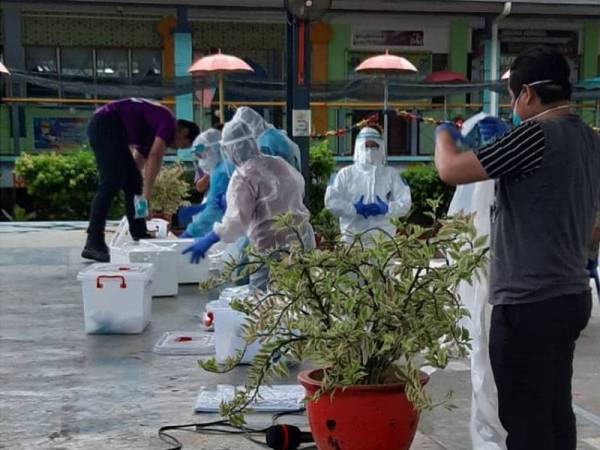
[{"xmin": 1, "ymin": 229, "xmax": 600, "ymax": 450}]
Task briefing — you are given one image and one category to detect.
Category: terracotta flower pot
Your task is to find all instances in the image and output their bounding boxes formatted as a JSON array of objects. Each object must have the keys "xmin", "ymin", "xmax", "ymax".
[{"xmin": 298, "ymin": 369, "xmax": 429, "ymax": 450}]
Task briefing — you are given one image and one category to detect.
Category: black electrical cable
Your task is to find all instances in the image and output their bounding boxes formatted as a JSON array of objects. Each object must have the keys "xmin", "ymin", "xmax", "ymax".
[{"xmin": 157, "ymin": 409, "xmax": 317, "ymax": 450}]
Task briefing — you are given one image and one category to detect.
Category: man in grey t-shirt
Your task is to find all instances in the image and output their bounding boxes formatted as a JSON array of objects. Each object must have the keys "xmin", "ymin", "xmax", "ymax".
[{"xmin": 434, "ymin": 47, "xmax": 600, "ymax": 449}]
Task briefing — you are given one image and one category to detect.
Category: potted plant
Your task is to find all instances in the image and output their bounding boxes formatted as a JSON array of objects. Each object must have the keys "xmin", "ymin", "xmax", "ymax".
[
  {"xmin": 201, "ymin": 203, "xmax": 487, "ymax": 450},
  {"xmin": 150, "ymin": 163, "xmax": 190, "ymax": 224}
]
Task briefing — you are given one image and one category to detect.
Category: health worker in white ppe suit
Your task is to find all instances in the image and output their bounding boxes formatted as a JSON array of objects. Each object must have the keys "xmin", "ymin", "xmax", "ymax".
[
  {"xmin": 183, "ymin": 120, "xmax": 314, "ymax": 291},
  {"xmin": 232, "ymin": 106, "xmax": 302, "ymax": 171},
  {"xmin": 445, "ymin": 113, "xmax": 509, "ymax": 450},
  {"xmin": 325, "ymin": 127, "xmax": 412, "ymax": 243}
]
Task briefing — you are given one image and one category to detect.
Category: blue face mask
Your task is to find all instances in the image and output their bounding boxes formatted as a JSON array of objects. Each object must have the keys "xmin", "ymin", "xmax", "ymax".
[
  {"xmin": 511, "ymin": 79, "xmax": 553, "ymax": 127},
  {"xmin": 512, "ymin": 110, "xmax": 522, "ymax": 127}
]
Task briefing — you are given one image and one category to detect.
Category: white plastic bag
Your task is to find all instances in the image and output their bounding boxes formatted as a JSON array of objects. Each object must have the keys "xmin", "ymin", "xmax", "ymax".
[{"xmin": 448, "ymin": 180, "xmax": 507, "ymax": 450}]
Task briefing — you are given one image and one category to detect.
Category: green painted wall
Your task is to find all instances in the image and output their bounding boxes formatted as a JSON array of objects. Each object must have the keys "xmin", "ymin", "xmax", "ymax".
[
  {"xmin": 327, "ymin": 23, "xmax": 351, "ymax": 155},
  {"xmin": 0, "ymin": 105, "xmax": 11, "ymax": 154},
  {"xmin": 581, "ymin": 22, "xmax": 599, "ymax": 124},
  {"xmin": 582, "ymin": 22, "xmax": 599, "ymax": 79}
]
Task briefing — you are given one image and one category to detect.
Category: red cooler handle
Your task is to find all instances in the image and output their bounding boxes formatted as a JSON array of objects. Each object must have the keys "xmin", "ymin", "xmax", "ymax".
[{"xmin": 96, "ymin": 275, "xmax": 127, "ymax": 289}]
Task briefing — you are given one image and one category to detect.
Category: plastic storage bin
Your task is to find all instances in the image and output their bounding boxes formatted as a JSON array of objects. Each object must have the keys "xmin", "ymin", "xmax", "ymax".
[
  {"xmin": 77, "ymin": 263, "xmax": 154, "ymax": 334},
  {"xmin": 203, "ymin": 285, "xmax": 256, "ymax": 331},
  {"xmin": 110, "ymin": 241, "xmax": 178, "ymax": 297},
  {"xmin": 142, "ymin": 238, "xmax": 209, "ymax": 285}
]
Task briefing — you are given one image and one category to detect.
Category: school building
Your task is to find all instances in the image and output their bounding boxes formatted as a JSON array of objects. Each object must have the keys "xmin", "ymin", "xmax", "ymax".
[{"xmin": 1, "ymin": 0, "xmax": 599, "ymax": 186}]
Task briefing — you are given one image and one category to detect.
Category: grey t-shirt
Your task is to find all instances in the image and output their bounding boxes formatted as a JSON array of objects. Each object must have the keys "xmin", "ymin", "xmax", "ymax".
[{"xmin": 476, "ymin": 114, "xmax": 600, "ymax": 305}]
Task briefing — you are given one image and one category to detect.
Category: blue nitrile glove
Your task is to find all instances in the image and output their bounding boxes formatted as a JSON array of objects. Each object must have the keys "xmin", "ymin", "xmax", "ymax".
[
  {"xmin": 435, "ymin": 123, "xmax": 462, "ymax": 143},
  {"xmin": 478, "ymin": 116, "xmax": 509, "ymax": 143},
  {"xmin": 354, "ymin": 195, "xmax": 370, "ymax": 219},
  {"xmin": 182, "ymin": 231, "xmax": 220, "ymax": 264},
  {"xmin": 367, "ymin": 196, "xmax": 389, "ymax": 217},
  {"xmin": 216, "ymin": 193, "xmax": 227, "ymax": 213},
  {"xmin": 180, "ymin": 231, "xmax": 192, "ymax": 239}
]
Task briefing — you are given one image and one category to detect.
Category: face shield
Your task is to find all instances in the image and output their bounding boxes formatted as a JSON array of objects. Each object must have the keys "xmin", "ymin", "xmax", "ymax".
[
  {"xmin": 221, "ymin": 120, "xmax": 260, "ymax": 167},
  {"xmin": 192, "ymin": 128, "xmax": 222, "ymax": 173},
  {"xmin": 354, "ymin": 127, "xmax": 385, "ymax": 166}
]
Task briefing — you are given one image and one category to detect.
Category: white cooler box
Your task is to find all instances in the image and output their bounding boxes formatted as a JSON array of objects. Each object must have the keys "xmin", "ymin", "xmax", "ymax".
[
  {"xmin": 142, "ymin": 238, "xmax": 245, "ymax": 285},
  {"xmin": 142, "ymin": 238, "xmax": 209, "ymax": 285},
  {"xmin": 77, "ymin": 263, "xmax": 154, "ymax": 334},
  {"xmin": 110, "ymin": 241, "xmax": 178, "ymax": 297},
  {"xmin": 109, "ymin": 216, "xmax": 169, "ymax": 248}
]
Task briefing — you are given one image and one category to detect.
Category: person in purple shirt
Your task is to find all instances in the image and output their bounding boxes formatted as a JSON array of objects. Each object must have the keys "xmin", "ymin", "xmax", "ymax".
[{"xmin": 82, "ymin": 98, "xmax": 199, "ymax": 262}]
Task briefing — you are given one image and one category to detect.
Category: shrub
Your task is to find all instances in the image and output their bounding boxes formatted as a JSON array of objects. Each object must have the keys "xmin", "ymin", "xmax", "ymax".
[
  {"xmin": 150, "ymin": 163, "xmax": 190, "ymax": 217},
  {"xmin": 307, "ymin": 140, "xmax": 338, "ymax": 239},
  {"xmin": 14, "ymin": 150, "xmax": 123, "ymax": 220},
  {"xmin": 402, "ymin": 164, "xmax": 455, "ymax": 225}
]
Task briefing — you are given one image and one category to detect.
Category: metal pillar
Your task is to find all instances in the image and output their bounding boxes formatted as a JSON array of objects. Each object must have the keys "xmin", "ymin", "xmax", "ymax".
[
  {"xmin": 3, "ymin": 2, "xmax": 25, "ymax": 155},
  {"xmin": 174, "ymin": 6, "xmax": 194, "ymax": 121},
  {"xmin": 286, "ymin": 14, "xmax": 311, "ymax": 184},
  {"xmin": 488, "ymin": 2, "xmax": 512, "ymax": 117}
]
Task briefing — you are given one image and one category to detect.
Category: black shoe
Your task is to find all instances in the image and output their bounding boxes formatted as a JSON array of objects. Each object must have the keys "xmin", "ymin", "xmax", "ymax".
[
  {"xmin": 131, "ymin": 231, "xmax": 155, "ymax": 241},
  {"xmin": 81, "ymin": 245, "xmax": 110, "ymax": 263}
]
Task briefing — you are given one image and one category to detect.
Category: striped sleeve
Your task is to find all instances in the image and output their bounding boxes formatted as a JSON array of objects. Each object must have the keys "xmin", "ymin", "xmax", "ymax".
[{"xmin": 475, "ymin": 121, "xmax": 546, "ymax": 179}]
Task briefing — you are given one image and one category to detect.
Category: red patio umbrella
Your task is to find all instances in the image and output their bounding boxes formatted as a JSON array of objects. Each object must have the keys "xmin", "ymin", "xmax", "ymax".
[
  {"xmin": 425, "ymin": 70, "xmax": 467, "ymax": 84},
  {"xmin": 356, "ymin": 50, "xmax": 418, "ymax": 154},
  {"xmin": 188, "ymin": 51, "xmax": 253, "ymax": 124},
  {"xmin": 425, "ymin": 70, "xmax": 468, "ymax": 120}
]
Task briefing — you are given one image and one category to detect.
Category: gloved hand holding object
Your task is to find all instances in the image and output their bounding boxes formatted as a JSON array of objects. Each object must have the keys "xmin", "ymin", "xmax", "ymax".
[
  {"xmin": 435, "ymin": 123, "xmax": 463, "ymax": 144},
  {"xmin": 134, "ymin": 195, "xmax": 149, "ymax": 219},
  {"xmin": 182, "ymin": 231, "xmax": 220, "ymax": 264},
  {"xmin": 478, "ymin": 116, "xmax": 509, "ymax": 143}
]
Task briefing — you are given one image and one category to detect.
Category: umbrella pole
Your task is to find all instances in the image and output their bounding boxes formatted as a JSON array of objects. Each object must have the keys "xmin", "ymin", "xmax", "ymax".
[
  {"xmin": 444, "ymin": 96, "xmax": 448, "ymax": 121},
  {"xmin": 200, "ymin": 86, "xmax": 205, "ymax": 130},
  {"xmin": 218, "ymin": 73, "xmax": 225, "ymax": 125},
  {"xmin": 383, "ymin": 78, "xmax": 389, "ymax": 161}
]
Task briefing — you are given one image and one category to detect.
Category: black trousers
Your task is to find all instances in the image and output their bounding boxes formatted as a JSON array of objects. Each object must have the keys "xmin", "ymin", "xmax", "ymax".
[
  {"xmin": 489, "ymin": 291, "xmax": 592, "ymax": 450},
  {"xmin": 86, "ymin": 111, "xmax": 146, "ymax": 246}
]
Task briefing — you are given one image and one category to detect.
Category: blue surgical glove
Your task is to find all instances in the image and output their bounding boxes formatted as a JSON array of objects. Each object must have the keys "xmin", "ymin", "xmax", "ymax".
[
  {"xmin": 478, "ymin": 116, "xmax": 509, "ymax": 143},
  {"xmin": 182, "ymin": 231, "xmax": 220, "ymax": 264},
  {"xmin": 216, "ymin": 193, "xmax": 227, "ymax": 213},
  {"xmin": 368, "ymin": 196, "xmax": 389, "ymax": 217},
  {"xmin": 180, "ymin": 231, "xmax": 192, "ymax": 239},
  {"xmin": 354, "ymin": 195, "xmax": 370, "ymax": 219},
  {"xmin": 435, "ymin": 123, "xmax": 462, "ymax": 143}
]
